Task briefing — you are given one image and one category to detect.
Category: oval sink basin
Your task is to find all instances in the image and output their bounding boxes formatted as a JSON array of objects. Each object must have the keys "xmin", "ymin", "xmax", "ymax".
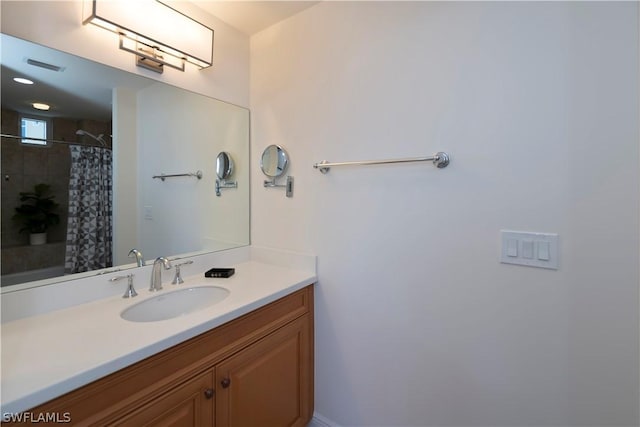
[{"xmin": 121, "ymin": 286, "xmax": 230, "ymax": 322}]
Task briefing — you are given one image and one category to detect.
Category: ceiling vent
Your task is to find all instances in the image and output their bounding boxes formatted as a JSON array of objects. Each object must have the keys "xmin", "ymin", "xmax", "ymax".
[{"xmin": 25, "ymin": 58, "xmax": 65, "ymax": 72}]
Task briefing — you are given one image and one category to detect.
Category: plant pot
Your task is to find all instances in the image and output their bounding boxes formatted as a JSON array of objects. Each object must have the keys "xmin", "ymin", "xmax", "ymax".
[{"xmin": 29, "ymin": 232, "xmax": 47, "ymax": 246}]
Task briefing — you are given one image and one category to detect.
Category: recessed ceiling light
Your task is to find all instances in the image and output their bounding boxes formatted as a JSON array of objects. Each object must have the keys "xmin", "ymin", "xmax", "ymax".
[
  {"xmin": 32, "ymin": 102, "xmax": 50, "ymax": 111},
  {"xmin": 13, "ymin": 77, "xmax": 34, "ymax": 85}
]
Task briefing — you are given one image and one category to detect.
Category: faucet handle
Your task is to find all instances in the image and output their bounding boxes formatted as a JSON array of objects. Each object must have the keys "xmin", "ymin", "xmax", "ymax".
[
  {"xmin": 110, "ymin": 274, "xmax": 138, "ymax": 298},
  {"xmin": 171, "ymin": 260, "xmax": 193, "ymax": 285}
]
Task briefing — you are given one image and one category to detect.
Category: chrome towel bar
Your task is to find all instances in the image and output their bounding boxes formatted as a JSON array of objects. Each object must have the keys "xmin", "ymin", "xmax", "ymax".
[
  {"xmin": 153, "ymin": 170, "xmax": 203, "ymax": 181},
  {"xmin": 313, "ymin": 152, "xmax": 450, "ymax": 174}
]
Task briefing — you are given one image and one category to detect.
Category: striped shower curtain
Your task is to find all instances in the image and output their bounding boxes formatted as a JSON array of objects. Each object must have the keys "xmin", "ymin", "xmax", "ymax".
[{"xmin": 64, "ymin": 145, "xmax": 113, "ymax": 274}]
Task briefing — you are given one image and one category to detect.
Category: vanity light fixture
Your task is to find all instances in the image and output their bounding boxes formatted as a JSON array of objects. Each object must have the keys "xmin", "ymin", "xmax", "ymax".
[{"xmin": 82, "ymin": 0, "xmax": 214, "ymax": 73}]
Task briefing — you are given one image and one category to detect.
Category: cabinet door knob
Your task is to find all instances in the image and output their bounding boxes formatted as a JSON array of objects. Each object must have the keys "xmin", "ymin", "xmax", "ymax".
[
  {"xmin": 221, "ymin": 378, "xmax": 231, "ymax": 388},
  {"xmin": 204, "ymin": 388, "xmax": 214, "ymax": 399}
]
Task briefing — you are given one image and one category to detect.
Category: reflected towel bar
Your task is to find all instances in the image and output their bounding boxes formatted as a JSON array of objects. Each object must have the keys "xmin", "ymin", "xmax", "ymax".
[
  {"xmin": 153, "ymin": 170, "xmax": 203, "ymax": 181},
  {"xmin": 313, "ymin": 152, "xmax": 450, "ymax": 174}
]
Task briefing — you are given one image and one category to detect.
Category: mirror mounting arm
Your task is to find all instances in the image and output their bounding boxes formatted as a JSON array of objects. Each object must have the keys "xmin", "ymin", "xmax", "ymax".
[
  {"xmin": 263, "ymin": 176, "xmax": 294, "ymax": 198},
  {"xmin": 215, "ymin": 179, "xmax": 238, "ymax": 197}
]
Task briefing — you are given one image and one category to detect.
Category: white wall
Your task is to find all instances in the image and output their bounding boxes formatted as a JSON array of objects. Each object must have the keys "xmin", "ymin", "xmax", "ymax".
[
  {"xmin": 250, "ymin": 2, "xmax": 639, "ymax": 426},
  {"xmin": 0, "ymin": 0, "xmax": 249, "ymax": 107}
]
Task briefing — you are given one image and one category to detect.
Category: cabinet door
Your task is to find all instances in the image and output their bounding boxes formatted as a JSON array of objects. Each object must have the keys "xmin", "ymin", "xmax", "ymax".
[
  {"xmin": 216, "ymin": 315, "xmax": 312, "ymax": 427},
  {"xmin": 113, "ymin": 370, "xmax": 215, "ymax": 427}
]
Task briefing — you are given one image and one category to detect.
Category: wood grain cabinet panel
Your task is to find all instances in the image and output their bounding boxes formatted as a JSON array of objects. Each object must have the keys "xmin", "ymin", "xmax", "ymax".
[
  {"xmin": 216, "ymin": 315, "xmax": 312, "ymax": 427},
  {"xmin": 6, "ymin": 286, "xmax": 314, "ymax": 427},
  {"xmin": 112, "ymin": 370, "xmax": 215, "ymax": 427}
]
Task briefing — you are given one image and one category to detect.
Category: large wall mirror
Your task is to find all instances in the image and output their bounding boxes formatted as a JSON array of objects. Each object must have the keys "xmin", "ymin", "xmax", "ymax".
[{"xmin": 0, "ymin": 34, "xmax": 250, "ymax": 292}]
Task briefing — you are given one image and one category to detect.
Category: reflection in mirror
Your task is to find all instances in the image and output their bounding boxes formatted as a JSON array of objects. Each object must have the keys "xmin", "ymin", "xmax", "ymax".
[
  {"xmin": 0, "ymin": 34, "xmax": 250, "ymax": 291},
  {"xmin": 215, "ymin": 151, "xmax": 238, "ymax": 197},
  {"xmin": 260, "ymin": 145, "xmax": 289, "ymax": 178},
  {"xmin": 216, "ymin": 152, "xmax": 234, "ymax": 180}
]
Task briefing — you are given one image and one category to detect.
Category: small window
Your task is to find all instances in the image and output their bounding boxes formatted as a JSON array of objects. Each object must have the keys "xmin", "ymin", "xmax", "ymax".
[{"xmin": 20, "ymin": 115, "xmax": 50, "ymax": 145}]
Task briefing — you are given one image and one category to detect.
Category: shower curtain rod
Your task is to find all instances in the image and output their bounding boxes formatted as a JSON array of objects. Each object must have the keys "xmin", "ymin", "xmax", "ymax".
[{"xmin": 0, "ymin": 133, "xmax": 111, "ymax": 149}]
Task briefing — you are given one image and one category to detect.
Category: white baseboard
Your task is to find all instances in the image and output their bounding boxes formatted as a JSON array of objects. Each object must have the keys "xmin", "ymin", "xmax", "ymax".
[{"xmin": 308, "ymin": 412, "xmax": 341, "ymax": 427}]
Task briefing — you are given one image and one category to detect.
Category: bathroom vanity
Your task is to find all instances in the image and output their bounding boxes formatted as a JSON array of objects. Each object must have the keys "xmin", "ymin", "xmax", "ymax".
[
  {"xmin": 1, "ymin": 247, "xmax": 316, "ymax": 426},
  {"xmin": 8, "ymin": 287, "xmax": 312, "ymax": 426}
]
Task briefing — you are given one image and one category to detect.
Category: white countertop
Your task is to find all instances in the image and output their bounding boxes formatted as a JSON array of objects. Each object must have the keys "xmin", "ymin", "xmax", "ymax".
[{"xmin": 1, "ymin": 247, "xmax": 316, "ymax": 414}]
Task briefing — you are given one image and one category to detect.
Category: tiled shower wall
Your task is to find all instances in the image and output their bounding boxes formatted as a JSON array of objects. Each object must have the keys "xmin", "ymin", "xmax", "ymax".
[{"xmin": 1, "ymin": 108, "xmax": 111, "ymax": 275}]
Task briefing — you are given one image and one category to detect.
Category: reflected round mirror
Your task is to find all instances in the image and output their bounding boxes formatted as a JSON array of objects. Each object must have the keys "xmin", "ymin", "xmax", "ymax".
[
  {"xmin": 216, "ymin": 152, "xmax": 234, "ymax": 180},
  {"xmin": 260, "ymin": 145, "xmax": 289, "ymax": 178}
]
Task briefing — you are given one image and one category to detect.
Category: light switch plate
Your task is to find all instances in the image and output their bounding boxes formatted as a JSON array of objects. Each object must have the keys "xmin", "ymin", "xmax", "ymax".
[{"xmin": 500, "ymin": 230, "xmax": 559, "ymax": 270}]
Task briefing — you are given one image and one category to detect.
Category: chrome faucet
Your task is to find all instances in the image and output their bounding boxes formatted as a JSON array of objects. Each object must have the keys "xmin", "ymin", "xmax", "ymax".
[
  {"xmin": 128, "ymin": 248, "xmax": 145, "ymax": 267},
  {"xmin": 150, "ymin": 257, "xmax": 172, "ymax": 291}
]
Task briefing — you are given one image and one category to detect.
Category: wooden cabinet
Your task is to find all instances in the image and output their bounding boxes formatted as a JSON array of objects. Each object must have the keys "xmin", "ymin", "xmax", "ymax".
[
  {"xmin": 8, "ymin": 286, "xmax": 314, "ymax": 427},
  {"xmin": 216, "ymin": 316, "xmax": 312, "ymax": 427},
  {"xmin": 115, "ymin": 371, "xmax": 215, "ymax": 427}
]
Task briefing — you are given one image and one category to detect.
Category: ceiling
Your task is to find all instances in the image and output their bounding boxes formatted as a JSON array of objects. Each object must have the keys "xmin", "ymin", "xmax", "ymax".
[
  {"xmin": 1, "ymin": 34, "xmax": 154, "ymax": 121},
  {"xmin": 189, "ymin": 1, "xmax": 319, "ymax": 35}
]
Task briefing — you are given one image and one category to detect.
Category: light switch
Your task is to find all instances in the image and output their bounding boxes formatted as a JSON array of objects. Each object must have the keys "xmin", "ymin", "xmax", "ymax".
[
  {"xmin": 144, "ymin": 206, "xmax": 153, "ymax": 220},
  {"xmin": 522, "ymin": 240, "xmax": 534, "ymax": 259},
  {"xmin": 507, "ymin": 239, "xmax": 518, "ymax": 257},
  {"xmin": 537, "ymin": 241, "xmax": 550, "ymax": 261},
  {"xmin": 500, "ymin": 230, "xmax": 559, "ymax": 270}
]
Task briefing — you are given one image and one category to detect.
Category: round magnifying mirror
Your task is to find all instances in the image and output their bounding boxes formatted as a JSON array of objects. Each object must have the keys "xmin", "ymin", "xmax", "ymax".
[
  {"xmin": 260, "ymin": 145, "xmax": 289, "ymax": 178},
  {"xmin": 216, "ymin": 152, "xmax": 234, "ymax": 180}
]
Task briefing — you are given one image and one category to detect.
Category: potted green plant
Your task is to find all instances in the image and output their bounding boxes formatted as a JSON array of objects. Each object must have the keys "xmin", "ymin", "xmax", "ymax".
[{"xmin": 13, "ymin": 183, "xmax": 60, "ymax": 245}]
